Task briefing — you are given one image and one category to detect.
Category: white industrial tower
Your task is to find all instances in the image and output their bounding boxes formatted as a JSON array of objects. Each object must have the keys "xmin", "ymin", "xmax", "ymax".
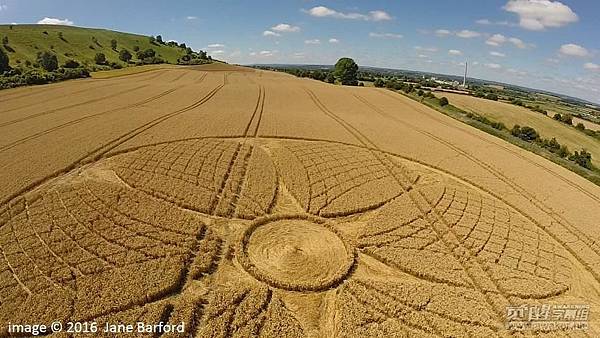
[{"xmin": 463, "ymin": 61, "xmax": 468, "ymax": 87}]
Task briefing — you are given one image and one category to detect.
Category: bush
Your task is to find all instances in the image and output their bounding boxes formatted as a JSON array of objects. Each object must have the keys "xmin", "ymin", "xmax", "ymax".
[
  {"xmin": 569, "ymin": 149, "xmax": 593, "ymax": 169},
  {"xmin": 575, "ymin": 123, "xmax": 585, "ymax": 131},
  {"xmin": 63, "ymin": 59, "xmax": 80, "ymax": 68},
  {"xmin": 119, "ymin": 49, "xmax": 132, "ymax": 63},
  {"xmin": 110, "ymin": 39, "xmax": 117, "ymax": 50},
  {"xmin": 133, "ymin": 45, "xmax": 140, "ymax": 52},
  {"xmin": 486, "ymin": 93, "xmax": 498, "ymax": 101},
  {"xmin": 325, "ymin": 73, "xmax": 335, "ymax": 84},
  {"xmin": 374, "ymin": 78, "xmax": 385, "ymax": 88},
  {"xmin": 94, "ymin": 52, "xmax": 106, "ymax": 65},
  {"xmin": 511, "ymin": 125, "xmax": 539, "ymax": 142},
  {"xmin": 554, "ymin": 113, "xmax": 573, "ymax": 125},
  {"xmin": 136, "ymin": 48, "xmax": 156, "ymax": 59},
  {"xmin": 0, "ymin": 47, "xmax": 9, "ymax": 72},
  {"xmin": 109, "ymin": 62, "xmax": 122, "ymax": 69},
  {"xmin": 37, "ymin": 51, "xmax": 58, "ymax": 71},
  {"xmin": 439, "ymin": 97, "xmax": 449, "ymax": 106}
]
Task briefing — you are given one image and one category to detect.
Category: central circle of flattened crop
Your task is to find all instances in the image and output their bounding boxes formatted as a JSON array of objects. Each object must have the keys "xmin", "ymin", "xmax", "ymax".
[{"xmin": 239, "ymin": 216, "xmax": 355, "ymax": 292}]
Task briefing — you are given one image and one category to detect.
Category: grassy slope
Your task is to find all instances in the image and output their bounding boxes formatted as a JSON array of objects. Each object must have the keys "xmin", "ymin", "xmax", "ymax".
[
  {"xmin": 0, "ymin": 24, "xmax": 188, "ymax": 67},
  {"xmin": 436, "ymin": 92, "xmax": 600, "ymax": 167}
]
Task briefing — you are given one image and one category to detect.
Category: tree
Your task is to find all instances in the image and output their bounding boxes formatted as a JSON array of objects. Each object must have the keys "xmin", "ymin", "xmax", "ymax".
[
  {"xmin": 575, "ymin": 123, "xmax": 586, "ymax": 131},
  {"xmin": 156, "ymin": 35, "xmax": 163, "ymax": 44},
  {"xmin": 136, "ymin": 48, "xmax": 155, "ymax": 59},
  {"xmin": 439, "ymin": 97, "xmax": 449, "ymax": 106},
  {"xmin": 94, "ymin": 52, "xmax": 106, "ymax": 65},
  {"xmin": 569, "ymin": 149, "xmax": 593, "ymax": 169},
  {"xmin": 512, "ymin": 125, "xmax": 539, "ymax": 142},
  {"xmin": 110, "ymin": 39, "xmax": 117, "ymax": 50},
  {"xmin": 333, "ymin": 57, "xmax": 358, "ymax": 86},
  {"xmin": 374, "ymin": 78, "xmax": 385, "ymax": 88},
  {"xmin": 133, "ymin": 45, "xmax": 140, "ymax": 52},
  {"xmin": 486, "ymin": 93, "xmax": 498, "ymax": 101},
  {"xmin": 37, "ymin": 51, "xmax": 58, "ymax": 71},
  {"xmin": 0, "ymin": 47, "xmax": 9, "ymax": 72},
  {"xmin": 119, "ymin": 49, "xmax": 132, "ymax": 63}
]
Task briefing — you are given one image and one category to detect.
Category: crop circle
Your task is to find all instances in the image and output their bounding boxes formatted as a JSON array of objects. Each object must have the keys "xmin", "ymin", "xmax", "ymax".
[{"xmin": 239, "ymin": 215, "xmax": 355, "ymax": 292}]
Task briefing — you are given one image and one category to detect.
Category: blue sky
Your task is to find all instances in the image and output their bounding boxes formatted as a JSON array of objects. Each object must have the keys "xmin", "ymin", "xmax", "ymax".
[{"xmin": 1, "ymin": 0, "xmax": 599, "ymax": 103}]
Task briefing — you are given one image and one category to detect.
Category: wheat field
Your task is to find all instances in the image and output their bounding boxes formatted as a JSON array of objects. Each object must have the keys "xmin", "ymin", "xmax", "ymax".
[{"xmin": 1, "ymin": 64, "xmax": 599, "ymax": 337}]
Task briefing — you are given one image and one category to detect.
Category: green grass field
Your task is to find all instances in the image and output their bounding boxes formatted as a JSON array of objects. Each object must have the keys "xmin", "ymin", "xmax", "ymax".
[{"xmin": 0, "ymin": 24, "xmax": 188, "ymax": 67}]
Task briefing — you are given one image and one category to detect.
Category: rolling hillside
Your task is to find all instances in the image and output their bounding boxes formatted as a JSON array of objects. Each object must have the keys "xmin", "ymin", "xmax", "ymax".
[{"xmin": 0, "ymin": 24, "xmax": 189, "ymax": 67}]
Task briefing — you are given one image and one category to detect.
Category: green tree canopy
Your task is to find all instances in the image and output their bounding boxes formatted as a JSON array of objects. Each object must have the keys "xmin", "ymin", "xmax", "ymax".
[
  {"xmin": 334, "ymin": 57, "xmax": 358, "ymax": 86},
  {"xmin": 37, "ymin": 51, "xmax": 58, "ymax": 71},
  {"xmin": 119, "ymin": 49, "xmax": 132, "ymax": 63},
  {"xmin": 94, "ymin": 52, "xmax": 106, "ymax": 65}
]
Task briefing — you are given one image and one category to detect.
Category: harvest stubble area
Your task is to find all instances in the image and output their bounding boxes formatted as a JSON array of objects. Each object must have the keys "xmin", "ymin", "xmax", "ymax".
[{"xmin": 1, "ymin": 64, "xmax": 600, "ymax": 337}]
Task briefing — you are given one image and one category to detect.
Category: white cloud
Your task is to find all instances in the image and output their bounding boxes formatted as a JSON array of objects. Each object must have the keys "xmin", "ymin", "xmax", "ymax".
[
  {"xmin": 37, "ymin": 17, "xmax": 74, "ymax": 25},
  {"xmin": 369, "ymin": 32, "xmax": 403, "ymax": 39},
  {"xmin": 304, "ymin": 39, "xmax": 321, "ymax": 45},
  {"xmin": 503, "ymin": 0, "xmax": 578, "ymax": 30},
  {"xmin": 508, "ymin": 37, "xmax": 527, "ymax": 49},
  {"xmin": 209, "ymin": 50, "xmax": 224, "ymax": 55},
  {"xmin": 0, "ymin": 4, "xmax": 7, "ymax": 11},
  {"xmin": 486, "ymin": 34, "xmax": 507, "ymax": 46},
  {"xmin": 271, "ymin": 23, "xmax": 300, "ymax": 33},
  {"xmin": 262, "ymin": 30, "xmax": 281, "ymax": 37},
  {"xmin": 490, "ymin": 51, "xmax": 506, "ymax": 57},
  {"xmin": 293, "ymin": 52, "xmax": 306, "ymax": 58},
  {"xmin": 456, "ymin": 30, "xmax": 481, "ymax": 38},
  {"xmin": 435, "ymin": 29, "xmax": 452, "ymax": 37},
  {"xmin": 476, "ymin": 18, "xmax": 514, "ymax": 26},
  {"xmin": 304, "ymin": 6, "xmax": 392, "ymax": 21},
  {"xmin": 328, "ymin": 38, "xmax": 340, "ymax": 43},
  {"xmin": 485, "ymin": 34, "xmax": 530, "ymax": 48},
  {"xmin": 369, "ymin": 10, "xmax": 392, "ymax": 21},
  {"xmin": 414, "ymin": 46, "xmax": 438, "ymax": 52},
  {"xmin": 418, "ymin": 54, "xmax": 429, "ymax": 58},
  {"xmin": 559, "ymin": 44, "xmax": 590, "ymax": 57},
  {"xmin": 186, "ymin": 16, "xmax": 197, "ymax": 20},
  {"xmin": 448, "ymin": 49, "xmax": 463, "ymax": 56},
  {"xmin": 583, "ymin": 63, "xmax": 600, "ymax": 71},
  {"xmin": 485, "ymin": 63, "xmax": 502, "ymax": 69},
  {"xmin": 207, "ymin": 43, "xmax": 225, "ymax": 48},
  {"xmin": 434, "ymin": 29, "xmax": 481, "ymax": 38},
  {"xmin": 259, "ymin": 50, "xmax": 275, "ymax": 57},
  {"xmin": 229, "ymin": 50, "xmax": 241, "ymax": 57}
]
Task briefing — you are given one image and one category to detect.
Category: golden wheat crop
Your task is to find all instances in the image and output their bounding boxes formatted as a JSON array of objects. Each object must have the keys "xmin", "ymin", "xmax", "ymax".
[{"xmin": 0, "ymin": 64, "xmax": 598, "ymax": 337}]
